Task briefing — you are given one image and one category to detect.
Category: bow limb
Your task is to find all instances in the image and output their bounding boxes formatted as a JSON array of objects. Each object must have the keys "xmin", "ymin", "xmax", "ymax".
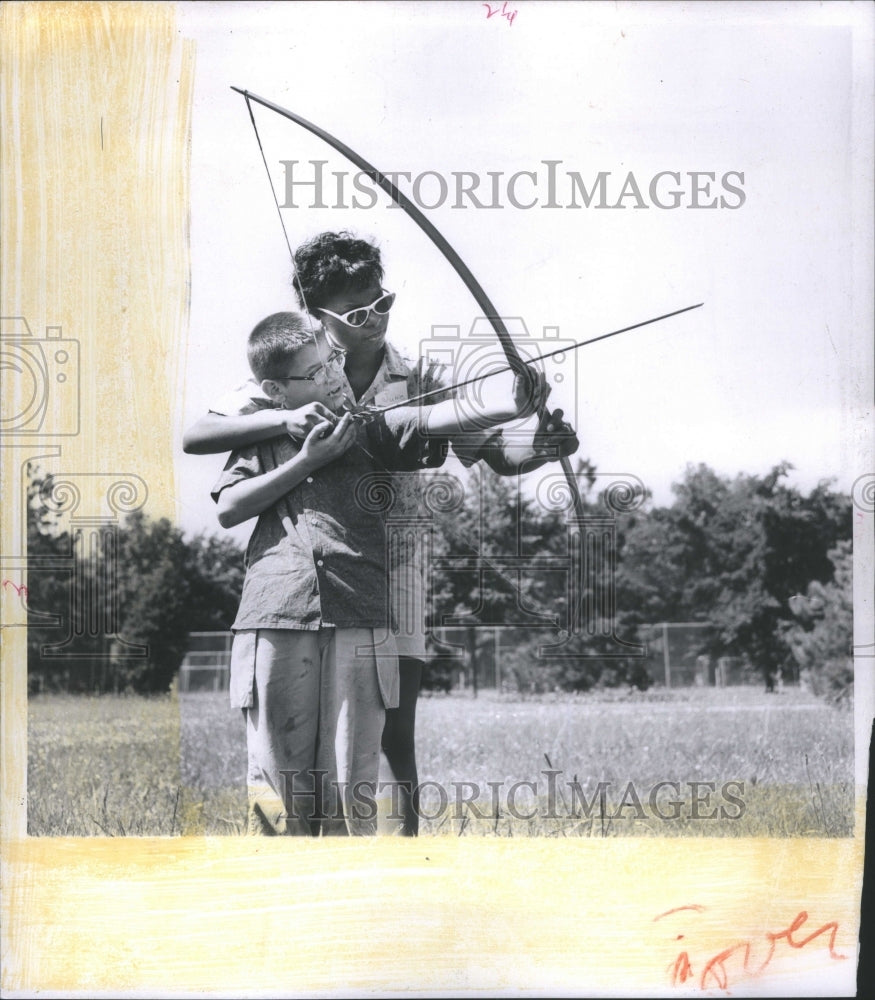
[
  {"xmin": 232, "ymin": 87, "xmax": 586, "ymax": 517},
  {"xmin": 232, "ymin": 89, "xmax": 525, "ymax": 364}
]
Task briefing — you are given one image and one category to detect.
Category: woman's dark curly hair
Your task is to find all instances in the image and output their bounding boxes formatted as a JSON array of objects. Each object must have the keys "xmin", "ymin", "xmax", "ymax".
[{"xmin": 293, "ymin": 231, "xmax": 384, "ymax": 313}]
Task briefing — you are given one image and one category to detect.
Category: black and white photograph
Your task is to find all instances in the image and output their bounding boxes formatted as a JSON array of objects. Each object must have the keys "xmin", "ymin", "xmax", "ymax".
[{"xmin": 3, "ymin": 2, "xmax": 873, "ymax": 995}]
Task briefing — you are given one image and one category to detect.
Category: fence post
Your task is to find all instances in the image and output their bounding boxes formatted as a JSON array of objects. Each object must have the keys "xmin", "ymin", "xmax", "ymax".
[{"xmin": 662, "ymin": 622, "xmax": 671, "ymax": 687}]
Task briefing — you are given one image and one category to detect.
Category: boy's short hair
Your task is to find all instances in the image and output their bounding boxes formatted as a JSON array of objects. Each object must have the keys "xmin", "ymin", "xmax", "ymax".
[
  {"xmin": 293, "ymin": 231, "xmax": 384, "ymax": 312},
  {"xmin": 247, "ymin": 311, "xmax": 314, "ymax": 381}
]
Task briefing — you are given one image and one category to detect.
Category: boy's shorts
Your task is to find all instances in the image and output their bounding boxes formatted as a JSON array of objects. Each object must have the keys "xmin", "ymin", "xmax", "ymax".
[
  {"xmin": 229, "ymin": 626, "xmax": 399, "ymax": 710},
  {"xmin": 229, "ymin": 627, "xmax": 399, "ymax": 835}
]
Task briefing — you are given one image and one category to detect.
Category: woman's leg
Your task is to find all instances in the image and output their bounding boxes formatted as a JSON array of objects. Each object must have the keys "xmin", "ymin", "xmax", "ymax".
[{"xmin": 380, "ymin": 656, "xmax": 423, "ymax": 836}]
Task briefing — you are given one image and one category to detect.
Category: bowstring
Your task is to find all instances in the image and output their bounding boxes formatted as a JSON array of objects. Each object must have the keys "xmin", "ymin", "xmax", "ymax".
[
  {"xmin": 242, "ymin": 95, "xmax": 343, "ymax": 389},
  {"xmin": 241, "ymin": 93, "xmax": 390, "ymax": 464}
]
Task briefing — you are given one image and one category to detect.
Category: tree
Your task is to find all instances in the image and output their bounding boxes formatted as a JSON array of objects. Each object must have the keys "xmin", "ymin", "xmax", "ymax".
[
  {"xmin": 27, "ymin": 466, "xmax": 246, "ymax": 693},
  {"xmin": 182, "ymin": 532, "xmax": 247, "ymax": 632},
  {"xmin": 26, "ymin": 465, "xmax": 78, "ymax": 691},
  {"xmin": 110, "ymin": 513, "xmax": 248, "ymax": 692},
  {"xmin": 419, "ymin": 459, "xmax": 853, "ymax": 694},
  {"xmin": 783, "ymin": 540, "xmax": 853, "ymax": 704},
  {"xmin": 109, "ymin": 513, "xmax": 197, "ymax": 692},
  {"xmin": 616, "ymin": 463, "xmax": 851, "ymax": 686}
]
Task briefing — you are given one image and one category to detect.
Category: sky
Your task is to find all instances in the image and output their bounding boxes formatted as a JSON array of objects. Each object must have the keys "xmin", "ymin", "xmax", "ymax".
[{"xmin": 173, "ymin": 1, "xmax": 874, "ymax": 548}]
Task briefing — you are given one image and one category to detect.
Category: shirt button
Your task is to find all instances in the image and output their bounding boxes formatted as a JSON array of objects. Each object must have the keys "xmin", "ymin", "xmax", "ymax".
[
  {"xmin": 316, "ymin": 559, "xmax": 324, "ymax": 567},
  {"xmin": 306, "ymin": 476, "xmax": 314, "ymax": 483}
]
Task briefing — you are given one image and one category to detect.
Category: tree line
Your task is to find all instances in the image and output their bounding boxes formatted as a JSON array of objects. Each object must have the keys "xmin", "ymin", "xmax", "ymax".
[
  {"xmin": 424, "ymin": 459, "xmax": 851, "ymax": 701},
  {"xmin": 25, "ymin": 460, "xmax": 853, "ymax": 701}
]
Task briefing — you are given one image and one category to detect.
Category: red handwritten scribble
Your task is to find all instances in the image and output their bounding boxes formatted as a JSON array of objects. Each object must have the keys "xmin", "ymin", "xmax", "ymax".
[
  {"xmin": 2, "ymin": 579, "xmax": 29, "ymax": 602},
  {"xmin": 670, "ymin": 950, "xmax": 694, "ymax": 986},
  {"xmin": 654, "ymin": 905, "xmax": 707, "ymax": 986},
  {"xmin": 655, "ymin": 904, "xmax": 707, "ymax": 921},
  {"xmin": 483, "ymin": 1, "xmax": 517, "ymax": 27},
  {"xmin": 655, "ymin": 905, "xmax": 847, "ymax": 990}
]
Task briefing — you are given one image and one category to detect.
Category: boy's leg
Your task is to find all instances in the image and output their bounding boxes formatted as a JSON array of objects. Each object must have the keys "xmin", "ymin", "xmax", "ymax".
[
  {"xmin": 380, "ymin": 656, "xmax": 423, "ymax": 836},
  {"xmin": 317, "ymin": 628, "xmax": 392, "ymax": 836},
  {"xmin": 238, "ymin": 629, "xmax": 322, "ymax": 835}
]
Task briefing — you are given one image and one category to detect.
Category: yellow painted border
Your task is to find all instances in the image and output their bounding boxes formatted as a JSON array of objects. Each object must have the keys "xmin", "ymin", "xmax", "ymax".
[
  {"xmin": 0, "ymin": 836, "xmax": 864, "ymax": 995},
  {"xmin": 1, "ymin": 3, "xmax": 866, "ymax": 995}
]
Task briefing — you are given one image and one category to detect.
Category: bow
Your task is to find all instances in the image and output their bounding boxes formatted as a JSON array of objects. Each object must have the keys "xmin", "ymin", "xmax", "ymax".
[{"xmin": 232, "ymin": 86, "xmax": 590, "ymax": 517}]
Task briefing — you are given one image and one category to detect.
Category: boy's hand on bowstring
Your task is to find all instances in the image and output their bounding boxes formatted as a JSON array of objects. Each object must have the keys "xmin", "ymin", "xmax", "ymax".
[
  {"xmin": 511, "ymin": 366, "xmax": 549, "ymax": 419},
  {"xmin": 299, "ymin": 413, "xmax": 357, "ymax": 468},
  {"xmin": 532, "ymin": 407, "xmax": 580, "ymax": 459},
  {"xmin": 282, "ymin": 402, "xmax": 339, "ymax": 442}
]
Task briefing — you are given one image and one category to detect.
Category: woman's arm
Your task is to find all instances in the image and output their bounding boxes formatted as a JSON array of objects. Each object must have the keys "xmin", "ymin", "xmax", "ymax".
[
  {"xmin": 183, "ymin": 403, "xmax": 339, "ymax": 455},
  {"xmin": 420, "ymin": 369, "xmax": 546, "ymax": 435},
  {"xmin": 215, "ymin": 416, "xmax": 356, "ymax": 528},
  {"xmin": 478, "ymin": 408, "xmax": 580, "ymax": 474},
  {"xmin": 184, "ymin": 410, "xmax": 287, "ymax": 455}
]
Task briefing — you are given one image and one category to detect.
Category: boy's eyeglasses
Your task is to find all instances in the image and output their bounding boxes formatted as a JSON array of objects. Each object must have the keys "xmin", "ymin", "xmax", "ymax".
[
  {"xmin": 270, "ymin": 349, "xmax": 347, "ymax": 386},
  {"xmin": 317, "ymin": 290, "xmax": 396, "ymax": 328}
]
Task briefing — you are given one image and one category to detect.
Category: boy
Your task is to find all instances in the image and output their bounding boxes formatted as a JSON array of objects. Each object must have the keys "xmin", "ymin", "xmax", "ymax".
[{"xmin": 212, "ymin": 310, "xmax": 547, "ymax": 836}]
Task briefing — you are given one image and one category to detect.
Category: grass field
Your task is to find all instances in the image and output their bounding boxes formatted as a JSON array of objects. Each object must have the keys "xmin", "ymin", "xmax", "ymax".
[{"xmin": 26, "ymin": 685, "xmax": 854, "ymax": 837}]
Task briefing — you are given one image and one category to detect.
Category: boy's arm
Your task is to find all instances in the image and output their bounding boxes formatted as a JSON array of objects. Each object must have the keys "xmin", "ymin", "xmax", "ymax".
[
  {"xmin": 214, "ymin": 415, "xmax": 356, "ymax": 528},
  {"xmin": 183, "ymin": 403, "xmax": 339, "ymax": 455}
]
